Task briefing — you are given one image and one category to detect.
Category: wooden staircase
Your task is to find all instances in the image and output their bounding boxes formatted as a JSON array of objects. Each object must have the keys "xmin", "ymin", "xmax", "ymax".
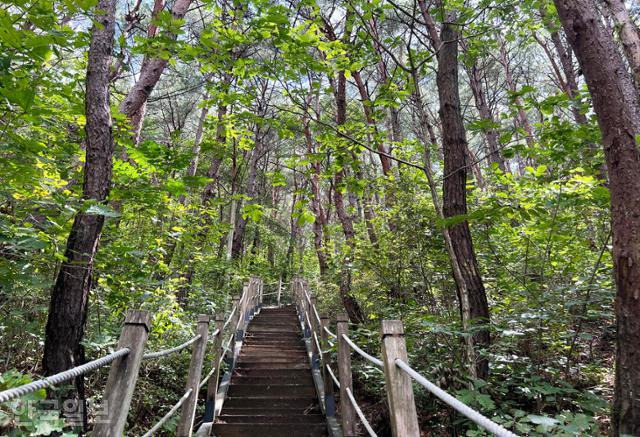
[{"xmin": 212, "ymin": 305, "xmax": 328, "ymax": 437}]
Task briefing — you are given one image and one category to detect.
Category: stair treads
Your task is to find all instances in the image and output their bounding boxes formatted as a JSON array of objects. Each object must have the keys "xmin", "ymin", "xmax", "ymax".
[{"xmin": 213, "ymin": 305, "xmax": 327, "ymax": 437}]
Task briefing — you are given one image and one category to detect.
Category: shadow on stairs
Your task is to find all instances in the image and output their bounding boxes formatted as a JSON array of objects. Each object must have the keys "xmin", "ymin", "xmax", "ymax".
[{"xmin": 212, "ymin": 305, "xmax": 328, "ymax": 437}]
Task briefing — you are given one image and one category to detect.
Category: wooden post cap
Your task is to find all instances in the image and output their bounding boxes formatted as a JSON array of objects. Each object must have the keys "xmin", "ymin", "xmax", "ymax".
[
  {"xmin": 381, "ymin": 320, "xmax": 404, "ymax": 337},
  {"xmin": 337, "ymin": 313, "xmax": 349, "ymax": 323},
  {"xmin": 124, "ymin": 310, "xmax": 151, "ymax": 332},
  {"xmin": 197, "ymin": 314, "xmax": 210, "ymax": 323},
  {"xmin": 320, "ymin": 313, "xmax": 329, "ymax": 321},
  {"xmin": 215, "ymin": 313, "xmax": 225, "ymax": 322}
]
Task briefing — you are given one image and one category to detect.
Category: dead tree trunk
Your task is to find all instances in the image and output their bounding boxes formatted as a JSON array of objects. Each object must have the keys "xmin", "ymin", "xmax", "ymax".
[{"xmin": 553, "ymin": 1, "xmax": 640, "ymax": 434}]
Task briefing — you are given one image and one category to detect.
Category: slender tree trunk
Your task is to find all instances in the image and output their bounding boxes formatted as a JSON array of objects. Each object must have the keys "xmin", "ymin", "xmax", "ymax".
[
  {"xmin": 231, "ymin": 136, "xmax": 262, "ymax": 259},
  {"xmin": 352, "ymin": 70, "xmax": 392, "ymax": 175},
  {"xmin": 554, "ymin": 1, "xmax": 640, "ymax": 434},
  {"xmin": 303, "ymin": 111, "xmax": 330, "ymax": 277},
  {"xmin": 497, "ymin": 36, "xmax": 536, "ymax": 148},
  {"xmin": 463, "ymin": 48, "xmax": 506, "ymax": 171},
  {"xmin": 42, "ymin": 0, "xmax": 116, "ymax": 404},
  {"xmin": 437, "ymin": 21, "xmax": 491, "ymax": 380},
  {"xmin": 333, "ymin": 66, "xmax": 365, "ymax": 323}
]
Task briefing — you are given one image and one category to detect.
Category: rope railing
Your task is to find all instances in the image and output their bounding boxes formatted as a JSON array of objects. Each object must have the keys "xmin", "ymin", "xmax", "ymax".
[
  {"xmin": 0, "ymin": 277, "xmax": 265, "ymax": 437},
  {"xmin": 141, "ymin": 388, "xmax": 193, "ymax": 437},
  {"xmin": 341, "ymin": 334, "xmax": 384, "ymax": 367},
  {"xmin": 142, "ymin": 335, "xmax": 201, "ymax": 360},
  {"xmin": 346, "ymin": 387, "xmax": 378, "ymax": 437},
  {"xmin": 326, "ymin": 364, "xmax": 340, "ymax": 389},
  {"xmin": 290, "ymin": 276, "xmax": 520, "ymax": 437},
  {"xmin": 395, "ymin": 359, "xmax": 517, "ymax": 437},
  {"xmin": 0, "ymin": 348, "xmax": 130, "ymax": 403},
  {"xmin": 324, "ymin": 325, "xmax": 337, "ymax": 339}
]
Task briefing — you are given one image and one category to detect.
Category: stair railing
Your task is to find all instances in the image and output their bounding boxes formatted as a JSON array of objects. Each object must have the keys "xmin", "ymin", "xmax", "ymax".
[
  {"xmin": 290, "ymin": 277, "xmax": 518, "ymax": 437},
  {"xmin": 0, "ymin": 277, "xmax": 264, "ymax": 437}
]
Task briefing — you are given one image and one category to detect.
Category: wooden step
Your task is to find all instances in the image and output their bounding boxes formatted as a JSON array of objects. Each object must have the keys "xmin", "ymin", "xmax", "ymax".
[
  {"xmin": 227, "ymin": 384, "xmax": 317, "ymax": 397},
  {"xmin": 223, "ymin": 397, "xmax": 319, "ymax": 409},
  {"xmin": 216, "ymin": 414, "xmax": 325, "ymax": 423},
  {"xmin": 212, "ymin": 422, "xmax": 327, "ymax": 436}
]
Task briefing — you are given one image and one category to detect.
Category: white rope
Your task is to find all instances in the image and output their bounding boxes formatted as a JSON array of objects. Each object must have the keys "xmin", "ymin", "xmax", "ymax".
[
  {"xmin": 313, "ymin": 331, "xmax": 322, "ymax": 355},
  {"xmin": 199, "ymin": 365, "xmax": 217, "ymax": 389},
  {"xmin": 312, "ymin": 305, "xmax": 322, "ymax": 326},
  {"xmin": 143, "ymin": 335, "xmax": 201, "ymax": 360},
  {"xmin": 0, "ymin": 348, "xmax": 130, "ymax": 403},
  {"xmin": 324, "ymin": 325, "xmax": 337, "ymax": 339},
  {"xmin": 326, "ymin": 364, "xmax": 340, "ymax": 389},
  {"xmin": 211, "ymin": 328, "xmax": 220, "ymax": 338},
  {"xmin": 141, "ymin": 388, "xmax": 193, "ymax": 437},
  {"xmin": 222, "ymin": 306, "xmax": 236, "ymax": 331},
  {"xmin": 395, "ymin": 359, "xmax": 518, "ymax": 437},
  {"xmin": 346, "ymin": 387, "xmax": 378, "ymax": 437},
  {"xmin": 341, "ymin": 334, "xmax": 383, "ymax": 367}
]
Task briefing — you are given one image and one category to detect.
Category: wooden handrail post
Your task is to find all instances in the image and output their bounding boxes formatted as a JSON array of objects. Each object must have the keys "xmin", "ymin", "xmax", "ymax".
[
  {"xmin": 177, "ymin": 315, "xmax": 210, "ymax": 436},
  {"xmin": 380, "ymin": 320, "xmax": 420, "ymax": 437},
  {"xmin": 204, "ymin": 313, "xmax": 225, "ymax": 422},
  {"xmin": 94, "ymin": 310, "xmax": 150, "ymax": 437},
  {"xmin": 320, "ymin": 314, "xmax": 335, "ymax": 417},
  {"xmin": 337, "ymin": 313, "xmax": 356, "ymax": 436}
]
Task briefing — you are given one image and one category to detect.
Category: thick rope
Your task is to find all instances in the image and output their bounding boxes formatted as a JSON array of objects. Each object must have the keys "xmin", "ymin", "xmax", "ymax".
[
  {"xmin": 313, "ymin": 331, "xmax": 323, "ymax": 355},
  {"xmin": 341, "ymin": 334, "xmax": 383, "ymax": 367},
  {"xmin": 312, "ymin": 305, "xmax": 322, "ymax": 326},
  {"xmin": 0, "ymin": 348, "xmax": 130, "ymax": 403},
  {"xmin": 141, "ymin": 388, "xmax": 193, "ymax": 437},
  {"xmin": 199, "ymin": 365, "xmax": 217, "ymax": 390},
  {"xmin": 326, "ymin": 364, "xmax": 340, "ymax": 389},
  {"xmin": 142, "ymin": 335, "xmax": 201, "ymax": 360},
  {"xmin": 346, "ymin": 387, "xmax": 378, "ymax": 437},
  {"xmin": 324, "ymin": 325, "xmax": 337, "ymax": 339},
  {"xmin": 222, "ymin": 306, "xmax": 236, "ymax": 331},
  {"xmin": 395, "ymin": 359, "xmax": 518, "ymax": 437}
]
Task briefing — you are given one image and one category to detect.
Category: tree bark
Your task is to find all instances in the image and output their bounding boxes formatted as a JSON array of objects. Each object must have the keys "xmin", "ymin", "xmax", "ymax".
[
  {"xmin": 437, "ymin": 21, "xmax": 491, "ymax": 379},
  {"xmin": 42, "ymin": 0, "xmax": 117, "ymax": 401},
  {"xmin": 604, "ymin": 0, "xmax": 640, "ymax": 90},
  {"xmin": 118, "ymin": 0, "xmax": 193, "ymax": 142},
  {"xmin": 553, "ymin": 1, "xmax": 640, "ymax": 434}
]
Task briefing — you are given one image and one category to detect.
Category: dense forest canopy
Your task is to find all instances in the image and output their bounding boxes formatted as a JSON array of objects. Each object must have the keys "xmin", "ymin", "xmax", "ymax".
[{"xmin": 1, "ymin": 0, "xmax": 640, "ymax": 434}]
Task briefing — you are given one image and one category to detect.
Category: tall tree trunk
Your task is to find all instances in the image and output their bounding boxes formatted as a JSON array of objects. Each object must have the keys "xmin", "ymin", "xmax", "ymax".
[
  {"xmin": 303, "ymin": 111, "xmax": 330, "ymax": 277},
  {"xmin": 231, "ymin": 136, "xmax": 262, "ymax": 259},
  {"xmin": 553, "ymin": 1, "xmax": 640, "ymax": 434},
  {"xmin": 437, "ymin": 21, "xmax": 491, "ymax": 379},
  {"xmin": 42, "ymin": 0, "xmax": 116, "ymax": 403},
  {"xmin": 463, "ymin": 47, "xmax": 506, "ymax": 171},
  {"xmin": 604, "ymin": 0, "xmax": 640, "ymax": 90},
  {"xmin": 118, "ymin": 0, "xmax": 193, "ymax": 142}
]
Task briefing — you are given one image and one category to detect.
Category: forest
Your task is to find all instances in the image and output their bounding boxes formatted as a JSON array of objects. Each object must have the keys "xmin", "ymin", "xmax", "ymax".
[{"xmin": 1, "ymin": 0, "xmax": 640, "ymax": 435}]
